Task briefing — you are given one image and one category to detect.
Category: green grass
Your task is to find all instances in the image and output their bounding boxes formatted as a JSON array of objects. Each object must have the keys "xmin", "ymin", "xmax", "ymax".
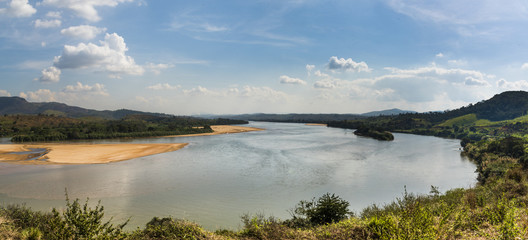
[{"xmin": 437, "ymin": 113, "xmax": 478, "ymax": 127}]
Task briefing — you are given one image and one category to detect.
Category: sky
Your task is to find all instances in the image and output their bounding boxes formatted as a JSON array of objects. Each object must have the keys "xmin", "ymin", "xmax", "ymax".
[{"xmin": 1, "ymin": 0, "xmax": 528, "ymax": 115}]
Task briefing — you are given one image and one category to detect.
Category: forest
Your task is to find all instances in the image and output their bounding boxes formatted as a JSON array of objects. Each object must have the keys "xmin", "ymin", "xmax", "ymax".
[{"xmin": 0, "ymin": 114, "xmax": 247, "ymax": 142}]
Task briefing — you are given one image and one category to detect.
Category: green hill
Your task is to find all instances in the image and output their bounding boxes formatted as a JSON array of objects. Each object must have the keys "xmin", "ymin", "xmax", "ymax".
[{"xmin": 0, "ymin": 97, "xmax": 171, "ymax": 119}]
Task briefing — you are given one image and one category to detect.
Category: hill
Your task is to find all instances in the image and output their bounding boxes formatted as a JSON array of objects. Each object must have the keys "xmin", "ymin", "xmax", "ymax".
[
  {"xmin": 212, "ymin": 113, "xmax": 365, "ymax": 123},
  {"xmin": 361, "ymin": 108, "xmax": 416, "ymax": 117},
  {"xmin": 328, "ymin": 91, "xmax": 528, "ymax": 140},
  {"xmin": 0, "ymin": 97, "xmax": 171, "ymax": 119}
]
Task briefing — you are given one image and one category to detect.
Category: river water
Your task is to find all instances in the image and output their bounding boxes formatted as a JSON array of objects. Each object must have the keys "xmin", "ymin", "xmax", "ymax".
[{"xmin": 0, "ymin": 122, "xmax": 476, "ymax": 230}]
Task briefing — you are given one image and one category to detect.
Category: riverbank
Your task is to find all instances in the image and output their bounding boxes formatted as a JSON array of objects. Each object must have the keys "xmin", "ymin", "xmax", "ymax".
[
  {"xmin": 0, "ymin": 125, "xmax": 263, "ymax": 164},
  {"xmin": 164, "ymin": 125, "xmax": 264, "ymax": 138}
]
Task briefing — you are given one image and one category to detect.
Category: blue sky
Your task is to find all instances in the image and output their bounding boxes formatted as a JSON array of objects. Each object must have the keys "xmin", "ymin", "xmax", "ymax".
[{"xmin": 1, "ymin": 0, "xmax": 528, "ymax": 115}]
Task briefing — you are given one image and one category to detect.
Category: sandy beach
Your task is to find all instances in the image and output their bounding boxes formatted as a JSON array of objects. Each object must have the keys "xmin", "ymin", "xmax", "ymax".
[
  {"xmin": 305, "ymin": 123, "xmax": 328, "ymax": 126},
  {"xmin": 164, "ymin": 125, "xmax": 264, "ymax": 138},
  {"xmin": 0, "ymin": 125, "xmax": 263, "ymax": 165}
]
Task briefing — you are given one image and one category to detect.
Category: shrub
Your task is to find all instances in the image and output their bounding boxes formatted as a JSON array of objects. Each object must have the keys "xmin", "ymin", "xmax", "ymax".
[
  {"xmin": 289, "ymin": 193, "xmax": 351, "ymax": 227},
  {"xmin": 130, "ymin": 217, "xmax": 209, "ymax": 240},
  {"xmin": 45, "ymin": 196, "xmax": 128, "ymax": 240}
]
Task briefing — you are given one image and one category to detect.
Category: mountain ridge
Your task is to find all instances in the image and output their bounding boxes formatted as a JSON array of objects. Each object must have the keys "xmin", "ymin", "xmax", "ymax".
[{"xmin": 0, "ymin": 96, "xmax": 171, "ymax": 119}]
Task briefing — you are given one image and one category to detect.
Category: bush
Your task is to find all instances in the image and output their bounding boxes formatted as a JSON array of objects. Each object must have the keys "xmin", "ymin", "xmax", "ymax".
[
  {"xmin": 289, "ymin": 193, "xmax": 351, "ymax": 227},
  {"xmin": 46, "ymin": 196, "xmax": 129, "ymax": 240},
  {"xmin": 130, "ymin": 217, "xmax": 209, "ymax": 240}
]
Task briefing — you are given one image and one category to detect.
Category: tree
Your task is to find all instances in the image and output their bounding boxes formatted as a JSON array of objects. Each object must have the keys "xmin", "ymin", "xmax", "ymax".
[{"xmin": 290, "ymin": 193, "xmax": 351, "ymax": 226}]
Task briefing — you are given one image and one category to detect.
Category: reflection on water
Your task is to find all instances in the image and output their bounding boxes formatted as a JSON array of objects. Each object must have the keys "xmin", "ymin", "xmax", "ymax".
[{"xmin": 0, "ymin": 122, "xmax": 476, "ymax": 230}]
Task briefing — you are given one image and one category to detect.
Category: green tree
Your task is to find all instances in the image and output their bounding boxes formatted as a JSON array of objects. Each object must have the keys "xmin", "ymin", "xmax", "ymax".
[{"xmin": 291, "ymin": 193, "xmax": 351, "ymax": 226}]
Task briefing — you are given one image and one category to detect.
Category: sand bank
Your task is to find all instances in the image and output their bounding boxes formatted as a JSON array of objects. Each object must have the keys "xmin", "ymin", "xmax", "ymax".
[
  {"xmin": 0, "ymin": 125, "xmax": 263, "ymax": 165},
  {"xmin": 0, "ymin": 143, "xmax": 188, "ymax": 165},
  {"xmin": 164, "ymin": 125, "xmax": 264, "ymax": 138},
  {"xmin": 305, "ymin": 123, "xmax": 327, "ymax": 126}
]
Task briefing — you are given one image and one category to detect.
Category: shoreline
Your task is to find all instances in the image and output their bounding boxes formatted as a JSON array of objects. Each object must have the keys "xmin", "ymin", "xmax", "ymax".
[
  {"xmin": 163, "ymin": 125, "xmax": 264, "ymax": 138},
  {"xmin": 0, "ymin": 125, "xmax": 263, "ymax": 165}
]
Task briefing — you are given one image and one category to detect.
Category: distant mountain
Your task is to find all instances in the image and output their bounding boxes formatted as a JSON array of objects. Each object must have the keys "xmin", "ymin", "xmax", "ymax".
[
  {"xmin": 361, "ymin": 108, "xmax": 417, "ymax": 117},
  {"xmin": 0, "ymin": 96, "xmax": 171, "ymax": 119},
  {"xmin": 210, "ymin": 113, "xmax": 365, "ymax": 123},
  {"xmin": 209, "ymin": 109, "xmax": 417, "ymax": 123}
]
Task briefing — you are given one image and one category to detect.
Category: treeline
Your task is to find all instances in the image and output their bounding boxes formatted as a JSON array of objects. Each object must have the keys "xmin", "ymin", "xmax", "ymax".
[{"xmin": 0, "ymin": 114, "xmax": 248, "ymax": 142}]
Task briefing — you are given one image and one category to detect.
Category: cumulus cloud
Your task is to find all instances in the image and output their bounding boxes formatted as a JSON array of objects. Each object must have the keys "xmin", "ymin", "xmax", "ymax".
[
  {"xmin": 313, "ymin": 80, "xmax": 336, "ymax": 89},
  {"xmin": 522, "ymin": 63, "xmax": 528, "ymax": 70},
  {"xmin": 60, "ymin": 25, "xmax": 106, "ymax": 40},
  {"xmin": 279, "ymin": 75, "xmax": 306, "ymax": 85},
  {"xmin": 436, "ymin": 53, "xmax": 444, "ymax": 58},
  {"xmin": 147, "ymin": 83, "xmax": 181, "ymax": 90},
  {"xmin": 0, "ymin": 0, "xmax": 36, "ymax": 18},
  {"xmin": 46, "ymin": 11, "xmax": 61, "ymax": 18},
  {"xmin": 37, "ymin": 66, "xmax": 61, "ymax": 83},
  {"xmin": 464, "ymin": 76, "xmax": 490, "ymax": 86},
  {"xmin": 146, "ymin": 63, "xmax": 173, "ymax": 75},
  {"xmin": 63, "ymin": 82, "xmax": 108, "ymax": 95},
  {"xmin": 34, "ymin": 19, "xmax": 62, "ymax": 28},
  {"xmin": 0, "ymin": 90, "xmax": 11, "ymax": 97},
  {"xmin": 44, "ymin": 32, "xmax": 143, "ymax": 80},
  {"xmin": 182, "ymin": 86, "xmax": 218, "ymax": 96},
  {"xmin": 19, "ymin": 89, "xmax": 56, "ymax": 102},
  {"xmin": 497, "ymin": 79, "xmax": 528, "ymax": 90},
  {"xmin": 42, "ymin": 0, "xmax": 133, "ymax": 22},
  {"xmin": 327, "ymin": 56, "xmax": 370, "ymax": 72},
  {"xmin": 383, "ymin": 65, "xmax": 492, "ymax": 84},
  {"xmin": 306, "ymin": 64, "xmax": 315, "ymax": 72}
]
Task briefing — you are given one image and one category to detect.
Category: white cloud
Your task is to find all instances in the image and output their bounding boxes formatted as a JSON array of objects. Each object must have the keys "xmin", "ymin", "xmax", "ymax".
[
  {"xmin": 146, "ymin": 63, "xmax": 173, "ymax": 75},
  {"xmin": 306, "ymin": 64, "xmax": 315, "ymax": 72},
  {"xmin": 497, "ymin": 79, "xmax": 528, "ymax": 90},
  {"xmin": 42, "ymin": 0, "xmax": 133, "ymax": 22},
  {"xmin": 387, "ymin": 0, "xmax": 528, "ymax": 25},
  {"xmin": 387, "ymin": 0, "xmax": 528, "ymax": 38},
  {"xmin": 37, "ymin": 66, "xmax": 61, "ymax": 83},
  {"xmin": 147, "ymin": 83, "xmax": 181, "ymax": 90},
  {"xmin": 238, "ymin": 86, "xmax": 288, "ymax": 101},
  {"xmin": 464, "ymin": 76, "xmax": 490, "ymax": 86},
  {"xmin": 383, "ymin": 65, "xmax": 492, "ymax": 84},
  {"xmin": 182, "ymin": 86, "xmax": 218, "ymax": 96},
  {"xmin": 34, "ymin": 19, "xmax": 62, "ymax": 28},
  {"xmin": 63, "ymin": 82, "xmax": 108, "ymax": 95},
  {"xmin": 447, "ymin": 59, "xmax": 467, "ymax": 67},
  {"xmin": 46, "ymin": 11, "xmax": 61, "ymax": 18},
  {"xmin": 60, "ymin": 25, "xmax": 106, "ymax": 40},
  {"xmin": 313, "ymin": 80, "xmax": 336, "ymax": 89},
  {"xmin": 327, "ymin": 56, "xmax": 370, "ymax": 72},
  {"xmin": 19, "ymin": 89, "xmax": 56, "ymax": 102},
  {"xmin": 0, "ymin": 0, "xmax": 36, "ymax": 18},
  {"xmin": 522, "ymin": 63, "xmax": 528, "ymax": 70},
  {"xmin": 314, "ymin": 70, "xmax": 330, "ymax": 78},
  {"xmin": 50, "ymin": 33, "xmax": 144, "ymax": 79},
  {"xmin": 0, "ymin": 90, "xmax": 11, "ymax": 97},
  {"xmin": 279, "ymin": 75, "xmax": 306, "ymax": 85},
  {"xmin": 436, "ymin": 53, "xmax": 444, "ymax": 58}
]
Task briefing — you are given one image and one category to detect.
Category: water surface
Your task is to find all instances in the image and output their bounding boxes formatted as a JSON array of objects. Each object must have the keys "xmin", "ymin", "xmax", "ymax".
[{"xmin": 0, "ymin": 122, "xmax": 476, "ymax": 230}]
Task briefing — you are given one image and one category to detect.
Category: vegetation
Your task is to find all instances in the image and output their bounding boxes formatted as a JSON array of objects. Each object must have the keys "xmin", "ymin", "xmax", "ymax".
[
  {"xmin": 0, "ymin": 114, "xmax": 247, "ymax": 142},
  {"xmin": 4, "ymin": 91, "xmax": 528, "ymax": 238},
  {"xmin": 353, "ymin": 125, "xmax": 394, "ymax": 141}
]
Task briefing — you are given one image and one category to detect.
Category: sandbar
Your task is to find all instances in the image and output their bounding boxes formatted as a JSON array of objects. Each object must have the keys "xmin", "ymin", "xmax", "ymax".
[
  {"xmin": 305, "ymin": 123, "xmax": 327, "ymax": 126},
  {"xmin": 0, "ymin": 143, "xmax": 188, "ymax": 165},
  {"xmin": 164, "ymin": 125, "xmax": 264, "ymax": 137},
  {"xmin": 0, "ymin": 125, "xmax": 263, "ymax": 165}
]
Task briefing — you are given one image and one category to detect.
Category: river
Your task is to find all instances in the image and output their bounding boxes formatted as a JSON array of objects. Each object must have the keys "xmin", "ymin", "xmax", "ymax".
[{"xmin": 0, "ymin": 122, "xmax": 476, "ymax": 230}]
